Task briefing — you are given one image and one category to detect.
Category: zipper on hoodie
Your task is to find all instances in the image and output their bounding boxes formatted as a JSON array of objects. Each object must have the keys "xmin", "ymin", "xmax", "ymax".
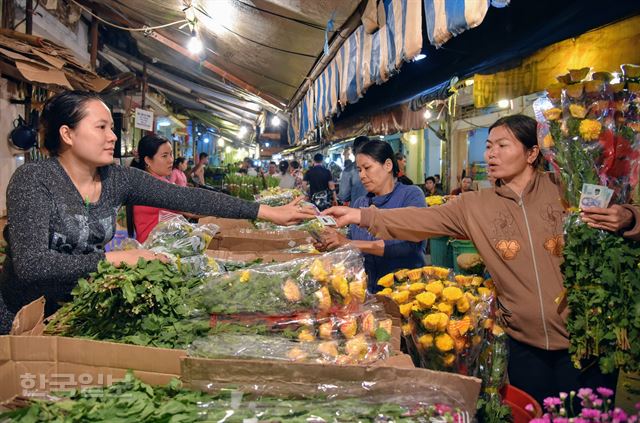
[{"xmin": 518, "ymin": 193, "xmax": 550, "ymax": 350}]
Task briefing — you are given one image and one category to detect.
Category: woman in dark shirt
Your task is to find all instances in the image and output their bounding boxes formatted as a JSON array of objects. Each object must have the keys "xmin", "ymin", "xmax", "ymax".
[
  {"xmin": 0, "ymin": 90, "xmax": 314, "ymax": 332},
  {"xmin": 314, "ymin": 140, "xmax": 426, "ymax": 292}
]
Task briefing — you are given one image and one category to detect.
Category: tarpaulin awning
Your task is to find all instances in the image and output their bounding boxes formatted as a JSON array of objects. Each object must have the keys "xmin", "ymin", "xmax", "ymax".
[
  {"xmin": 290, "ymin": 0, "xmax": 422, "ymax": 143},
  {"xmin": 424, "ymin": 0, "xmax": 493, "ymax": 47},
  {"xmin": 472, "ymin": 15, "xmax": 640, "ymax": 108}
]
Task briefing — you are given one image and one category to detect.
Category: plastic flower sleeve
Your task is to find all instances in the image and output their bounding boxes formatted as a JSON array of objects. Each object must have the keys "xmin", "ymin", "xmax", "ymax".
[
  {"xmin": 188, "ymin": 332, "xmax": 390, "ymax": 365},
  {"xmin": 143, "ymin": 212, "xmax": 219, "ymax": 257},
  {"xmin": 191, "ymin": 390, "xmax": 469, "ymax": 422},
  {"xmin": 189, "ymin": 246, "xmax": 368, "ymax": 315},
  {"xmin": 378, "ymin": 266, "xmax": 497, "ymax": 376},
  {"xmin": 181, "ymin": 358, "xmax": 479, "ymax": 417},
  {"xmin": 254, "ymin": 187, "xmax": 303, "ymax": 206},
  {"xmin": 538, "ymin": 66, "xmax": 640, "ymax": 209}
]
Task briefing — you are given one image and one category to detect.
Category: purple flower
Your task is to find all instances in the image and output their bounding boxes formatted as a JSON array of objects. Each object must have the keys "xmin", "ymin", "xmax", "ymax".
[
  {"xmin": 543, "ymin": 397, "xmax": 562, "ymax": 410},
  {"xmin": 573, "ymin": 419, "xmax": 589, "ymax": 423},
  {"xmin": 635, "ymin": 402, "xmax": 640, "ymax": 410},
  {"xmin": 580, "ymin": 408, "xmax": 601, "ymax": 419},
  {"xmin": 593, "ymin": 399, "xmax": 604, "ymax": 407},
  {"xmin": 597, "ymin": 387, "xmax": 614, "ymax": 398},
  {"xmin": 578, "ymin": 388, "xmax": 594, "ymax": 399},
  {"xmin": 554, "ymin": 418, "xmax": 569, "ymax": 423}
]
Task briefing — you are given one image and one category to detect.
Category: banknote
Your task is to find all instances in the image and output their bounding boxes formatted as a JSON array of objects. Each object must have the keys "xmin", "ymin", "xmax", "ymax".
[{"xmin": 579, "ymin": 184, "xmax": 613, "ymax": 208}]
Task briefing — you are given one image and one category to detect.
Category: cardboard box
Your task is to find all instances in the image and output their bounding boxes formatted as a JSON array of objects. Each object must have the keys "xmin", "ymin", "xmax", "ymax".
[
  {"xmin": 207, "ymin": 228, "xmax": 312, "ymax": 251},
  {"xmin": 206, "ymin": 249, "xmax": 315, "ymax": 264},
  {"xmin": 181, "ymin": 356, "xmax": 481, "ymax": 417},
  {"xmin": 198, "ymin": 217, "xmax": 255, "ymax": 230},
  {"xmin": 0, "ymin": 335, "xmax": 185, "ymax": 402}
]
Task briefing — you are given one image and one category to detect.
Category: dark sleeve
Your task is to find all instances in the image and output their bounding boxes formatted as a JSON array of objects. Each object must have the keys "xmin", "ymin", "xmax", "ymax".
[
  {"xmin": 303, "ymin": 170, "xmax": 310, "ymax": 182},
  {"xmin": 5, "ymin": 165, "xmax": 104, "ymax": 287},
  {"xmin": 119, "ymin": 167, "xmax": 260, "ymax": 219},
  {"xmin": 383, "ymin": 239, "xmax": 423, "ymax": 259}
]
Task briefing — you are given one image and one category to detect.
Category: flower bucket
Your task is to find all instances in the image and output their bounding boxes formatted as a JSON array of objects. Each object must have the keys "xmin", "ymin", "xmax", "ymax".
[
  {"xmin": 429, "ymin": 236, "xmax": 453, "ymax": 268},
  {"xmin": 450, "ymin": 240, "xmax": 478, "ymax": 274},
  {"xmin": 500, "ymin": 384, "xmax": 541, "ymax": 423}
]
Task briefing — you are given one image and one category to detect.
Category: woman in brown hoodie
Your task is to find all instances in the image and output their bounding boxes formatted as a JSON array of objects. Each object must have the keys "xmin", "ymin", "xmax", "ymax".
[{"xmin": 323, "ymin": 114, "xmax": 640, "ymax": 404}]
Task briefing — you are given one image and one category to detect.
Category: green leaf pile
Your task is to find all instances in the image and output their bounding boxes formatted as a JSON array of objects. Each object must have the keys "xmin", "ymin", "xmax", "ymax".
[
  {"xmin": 562, "ymin": 213, "xmax": 640, "ymax": 374},
  {"xmin": 1, "ymin": 371, "xmax": 462, "ymax": 422},
  {"xmin": 45, "ymin": 259, "xmax": 210, "ymax": 349}
]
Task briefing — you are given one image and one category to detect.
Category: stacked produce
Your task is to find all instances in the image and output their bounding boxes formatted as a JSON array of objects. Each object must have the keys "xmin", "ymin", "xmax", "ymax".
[
  {"xmin": 0, "ymin": 371, "xmax": 464, "ymax": 422},
  {"xmin": 538, "ymin": 64, "xmax": 640, "ymax": 374},
  {"xmin": 188, "ymin": 247, "xmax": 395, "ymax": 365},
  {"xmin": 224, "ymin": 174, "xmax": 279, "ymax": 200},
  {"xmin": 45, "ymin": 215, "xmax": 220, "ymax": 348},
  {"xmin": 44, "ymin": 259, "xmax": 210, "ymax": 348},
  {"xmin": 254, "ymin": 186, "xmax": 303, "ymax": 206}
]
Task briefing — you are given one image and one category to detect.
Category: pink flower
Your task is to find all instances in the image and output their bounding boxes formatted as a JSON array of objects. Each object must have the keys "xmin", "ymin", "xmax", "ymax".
[
  {"xmin": 573, "ymin": 419, "xmax": 589, "ymax": 423},
  {"xmin": 593, "ymin": 398, "xmax": 603, "ymax": 407},
  {"xmin": 581, "ymin": 408, "xmax": 601, "ymax": 419},
  {"xmin": 544, "ymin": 397, "xmax": 562, "ymax": 409},
  {"xmin": 559, "ymin": 392, "xmax": 568, "ymax": 400},
  {"xmin": 578, "ymin": 388, "xmax": 593, "ymax": 399},
  {"xmin": 525, "ymin": 404, "xmax": 535, "ymax": 413},
  {"xmin": 597, "ymin": 387, "xmax": 614, "ymax": 398},
  {"xmin": 554, "ymin": 418, "xmax": 569, "ymax": 423},
  {"xmin": 435, "ymin": 404, "xmax": 452, "ymax": 415},
  {"xmin": 529, "ymin": 418, "xmax": 548, "ymax": 423},
  {"xmin": 612, "ymin": 408, "xmax": 628, "ymax": 421}
]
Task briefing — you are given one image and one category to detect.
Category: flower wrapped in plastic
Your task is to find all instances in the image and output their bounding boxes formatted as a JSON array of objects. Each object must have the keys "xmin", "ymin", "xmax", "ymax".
[
  {"xmin": 188, "ymin": 332, "xmax": 391, "ymax": 365},
  {"xmin": 254, "ymin": 187, "xmax": 303, "ymax": 206},
  {"xmin": 537, "ymin": 65, "xmax": 640, "ymax": 209},
  {"xmin": 143, "ymin": 212, "xmax": 218, "ymax": 258},
  {"xmin": 190, "ymin": 247, "xmax": 368, "ymax": 315},
  {"xmin": 378, "ymin": 266, "xmax": 496, "ymax": 374}
]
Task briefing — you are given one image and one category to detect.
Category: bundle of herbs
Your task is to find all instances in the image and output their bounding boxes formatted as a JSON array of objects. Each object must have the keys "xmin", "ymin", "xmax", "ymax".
[
  {"xmin": 45, "ymin": 259, "xmax": 210, "ymax": 349},
  {"xmin": 0, "ymin": 371, "xmax": 463, "ymax": 422}
]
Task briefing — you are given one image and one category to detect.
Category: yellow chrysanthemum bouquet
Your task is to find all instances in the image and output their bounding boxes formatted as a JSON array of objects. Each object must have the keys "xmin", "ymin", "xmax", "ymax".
[
  {"xmin": 377, "ymin": 266, "xmax": 499, "ymax": 373},
  {"xmin": 538, "ymin": 65, "xmax": 640, "ymax": 209}
]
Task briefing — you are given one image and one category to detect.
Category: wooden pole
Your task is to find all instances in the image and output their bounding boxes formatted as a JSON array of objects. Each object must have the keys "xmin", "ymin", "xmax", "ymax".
[{"xmin": 1, "ymin": 0, "xmax": 15, "ymax": 29}]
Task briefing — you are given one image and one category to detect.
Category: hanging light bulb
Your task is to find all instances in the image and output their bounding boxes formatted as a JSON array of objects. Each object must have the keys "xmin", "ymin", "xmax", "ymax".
[
  {"xmin": 238, "ymin": 126, "xmax": 248, "ymax": 138},
  {"xmin": 217, "ymin": 138, "xmax": 224, "ymax": 147},
  {"xmin": 271, "ymin": 116, "xmax": 281, "ymax": 127},
  {"xmin": 409, "ymin": 135, "xmax": 418, "ymax": 145},
  {"xmin": 187, "ymin": 32, "xmax": 203, "ymax": 54},
  {"xmin": 497, "ymin": 99, "xmax": 510, "ymax": 109},
  {"xmin": 423, "ymin": 109, "xmax": 432, "ymax": 119}
]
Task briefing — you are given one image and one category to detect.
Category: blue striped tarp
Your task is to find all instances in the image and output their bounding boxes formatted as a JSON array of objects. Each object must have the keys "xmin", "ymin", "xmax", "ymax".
[
  {"xmin": 424, "ymin": 0, "xmax": 491, "ymax": 47},
  {"xmin": 291, "ymin": 0, "xmax": 422, "ymax": 143}
]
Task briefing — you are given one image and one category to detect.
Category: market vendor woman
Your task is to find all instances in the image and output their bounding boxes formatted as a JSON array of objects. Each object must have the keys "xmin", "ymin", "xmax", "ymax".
[
  {"xmin": 323, "ymin": 115, "xmax": 640, "ymax": 404},
  {"xmin": 0, "ymin": 90, "xmax": 315, "ymax": 333}
]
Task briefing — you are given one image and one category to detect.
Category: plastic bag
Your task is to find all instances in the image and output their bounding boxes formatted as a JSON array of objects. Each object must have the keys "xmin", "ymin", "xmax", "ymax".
[
  {"xmin": 143, "ymin": 212, "xmax": 219, "ymax": 257},
  {"xmin": 190, "ymin": 246, "xmax": 368, "ymax": 315},
  {"xmin": 254, "ymin": 187, "xmax": 303, "ymax": 206}
]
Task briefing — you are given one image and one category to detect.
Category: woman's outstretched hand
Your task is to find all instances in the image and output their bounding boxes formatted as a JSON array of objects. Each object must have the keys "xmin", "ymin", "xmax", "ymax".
[
  {"xmin": 580, "ymin": 205, "xmax": 634, "ymax": 232},
  {"xmin": 321, "ymin": 206, "xmax": 362, "ymax": 227},
  {"xmin": 258, "ymin": 196, "xmax": 317, "ymax": 226}
]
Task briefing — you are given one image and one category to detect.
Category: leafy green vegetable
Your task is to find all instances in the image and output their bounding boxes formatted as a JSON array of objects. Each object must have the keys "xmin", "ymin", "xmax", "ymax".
[
  {"xmin": 45, "ymin": 259, "xmax": 210, "ymax": 349},
  {"xmin": 562, "ymin": 214, "xmax": 640, "ymax": 374},
  {"xmin": 1, "ymin": 371, "xmax": 461, "ymax": 422}
]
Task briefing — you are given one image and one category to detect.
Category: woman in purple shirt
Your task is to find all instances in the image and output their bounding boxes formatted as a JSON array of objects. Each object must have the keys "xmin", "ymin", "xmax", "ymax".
[{"xmin": 315, "ymin": 140, "xmax": 426, "ymax": 292}]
